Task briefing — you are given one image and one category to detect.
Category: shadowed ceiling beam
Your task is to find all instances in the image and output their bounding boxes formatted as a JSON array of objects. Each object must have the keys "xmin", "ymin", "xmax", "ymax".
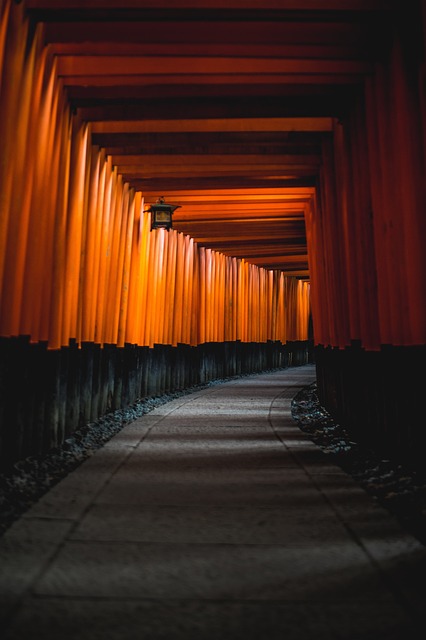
[
  {"xmin": 25, "ymin": 1, "xmax": 393, "ymax": 10},
  {"xmin": 91, "ymin": 117, "xmax": 334, "ymax": 133},
  {"xmin": 56, "ymin": 56, "xmax": 371, "ymax": 76}
]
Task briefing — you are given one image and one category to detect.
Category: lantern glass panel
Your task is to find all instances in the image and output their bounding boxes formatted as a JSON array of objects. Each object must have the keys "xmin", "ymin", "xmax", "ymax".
[{"xmin": 155, "ymin": 210, "xmax": 171, "ymax": 224}]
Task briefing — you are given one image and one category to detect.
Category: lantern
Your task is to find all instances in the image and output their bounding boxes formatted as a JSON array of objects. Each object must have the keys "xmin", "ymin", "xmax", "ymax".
[{"xmin": 148, "ymin": 196, "xmax": 181, "ymax": 231}]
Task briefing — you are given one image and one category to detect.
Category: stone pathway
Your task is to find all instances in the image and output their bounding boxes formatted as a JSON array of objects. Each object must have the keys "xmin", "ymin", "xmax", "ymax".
[{"xmin": 1, "ymin": 365, "xmax": 425, "ymax": 639}]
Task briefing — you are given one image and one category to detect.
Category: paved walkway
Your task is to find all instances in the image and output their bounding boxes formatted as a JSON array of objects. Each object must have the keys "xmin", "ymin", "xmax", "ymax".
[{"xmin": 1, "ymin": 365, "xmax": 425, "ymax": 639}]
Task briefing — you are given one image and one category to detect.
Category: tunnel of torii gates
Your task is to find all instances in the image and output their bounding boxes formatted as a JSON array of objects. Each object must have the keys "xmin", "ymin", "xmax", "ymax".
[{"xmin": 0, "ymin": 0, "xmax": 425, "ymax": 474}]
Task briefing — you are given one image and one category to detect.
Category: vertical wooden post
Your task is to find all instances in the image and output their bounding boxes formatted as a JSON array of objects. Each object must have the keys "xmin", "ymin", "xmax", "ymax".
[
  {"xmin": 61, "ymin": 123, "xmax": 90, "ymax": 346},
  {"xmin": 139, "ymin": 208, "xmax": 152, "ymax": 347},
  {"xmin": 95, "ymin": 157, "xmax": 115, "ymax": 345},
  {"xmin": 0, "ymin": 0, "xmax": 28, "ymax": 316},
  {"xmin": 172, "ymin": 231, "xmax": 185, "ymax": 346},
  {"xmin": 117, "ymin": 188, "xmax": 136, "ymax": 348},
  {"xmin": 198, "ymin": 247, "xmax": 206, "ymax": 344},
  {"xmin": 164, "ymin": 229, "xmax": 177, "ymax": 345}
]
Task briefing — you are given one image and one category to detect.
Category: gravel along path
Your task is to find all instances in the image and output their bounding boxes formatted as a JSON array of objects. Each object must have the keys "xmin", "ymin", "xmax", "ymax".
[{"xmin": 291, "ymin": 382, "xmax": 426, "ymax": 546}]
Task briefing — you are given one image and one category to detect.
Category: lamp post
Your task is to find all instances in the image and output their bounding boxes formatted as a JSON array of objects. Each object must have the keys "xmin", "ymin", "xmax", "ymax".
[{"xmin": 148, "ymin": 196, "xmax": 181, "ymax": 231}]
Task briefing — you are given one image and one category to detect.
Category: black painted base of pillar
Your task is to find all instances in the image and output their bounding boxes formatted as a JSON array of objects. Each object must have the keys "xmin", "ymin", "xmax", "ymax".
[
  {"xmin": 0, "ymin": 337, "xmax": 312, "ymax": 471},
  {"xmin": 315, "ymin": 343, "xmax": 426, "ymax": 475}
]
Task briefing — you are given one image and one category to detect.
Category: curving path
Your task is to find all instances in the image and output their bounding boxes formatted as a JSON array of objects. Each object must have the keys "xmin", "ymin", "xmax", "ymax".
[{"xmin": 1, "ymin": 365, "xmax": 425, "ymax": 639}]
